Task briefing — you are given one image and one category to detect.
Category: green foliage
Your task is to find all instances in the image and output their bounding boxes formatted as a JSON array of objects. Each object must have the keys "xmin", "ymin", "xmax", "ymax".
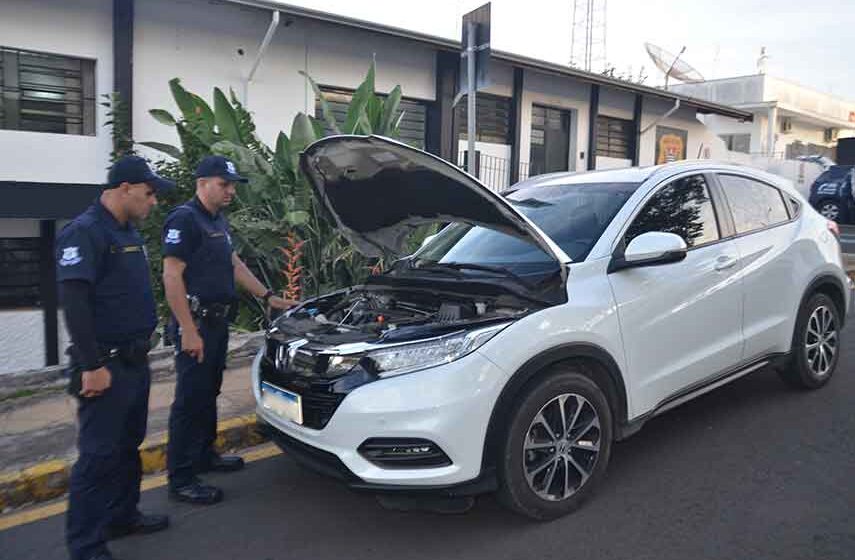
[
  {"xmin": 101, "ymin": 93, "xmax": 134, "ymax": 161},
  {"xmin": 138, "ymin": 63, "xmax": 426, "ymax": 329}
]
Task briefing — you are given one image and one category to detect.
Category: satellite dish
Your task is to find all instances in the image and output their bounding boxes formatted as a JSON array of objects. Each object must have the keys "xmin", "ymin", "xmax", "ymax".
[{"xmin": 645, "ymin": 42, "xmax": 704, "ymax": 86}]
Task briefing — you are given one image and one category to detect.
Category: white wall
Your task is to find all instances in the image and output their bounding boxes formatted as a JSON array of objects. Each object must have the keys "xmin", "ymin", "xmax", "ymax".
[
  {"xmin": 520, "ymin": 69, "xmax": 591, "ymax": 173},
  {"xmin": 706, "ymin": 110, "xmax": 833, "ymax": 157},
  {"xmin": 637, "ymin": 99, "xmax": 711, "ymax": 167},
  {"xmin": 0, "ymin": 0, "xmax": 113, "ymax": 185},
  {"xmin": 456, "ymin": 140, "xmax": 512, "ymax": 192},
  {"xmin": 0, "ymin": 311, "xmax": 70, "ymax": 374},
  {"xmin": 518, "ymin": 74, "xmax": 727, "ymax": 176},
  {"xmin": 671, "ymin": 75, "xmax": 765, "ymax": 106},
  {"xmin": 779, "ymin": 119, "xmax": 831, "ymax": 149},
  {"xmin": 134, "ymin": 0, "xmax": 437, "ymax": 152},
  {"xmin": 766, "ymin": 77, "xmax": 855, "ymax": 124},
  {"xmin": 0, "ymin": 220, "xmax": 70, "ymax": 374}
]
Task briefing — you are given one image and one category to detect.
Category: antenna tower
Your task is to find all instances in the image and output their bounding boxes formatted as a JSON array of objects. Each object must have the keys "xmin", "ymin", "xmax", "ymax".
[{"xmin": 570, "ymin": 0, "xmax": 607, "ymax": 72}]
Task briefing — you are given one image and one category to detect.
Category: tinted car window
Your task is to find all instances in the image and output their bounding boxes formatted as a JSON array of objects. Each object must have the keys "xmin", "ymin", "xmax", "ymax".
[
  {"xmin": 415, "ymin": 182, "xmax": 639, "ymax": 271},
  {"xmin": 508, "ymin": 182, "xmax": 640, "ymax": 260},
  {"xmin": 625, "ymin": 174, "xmax": 720, "ymax": 248},
  {"xmin": 719, "ymin": 174, "xmax": 789, "ymax": 234}
]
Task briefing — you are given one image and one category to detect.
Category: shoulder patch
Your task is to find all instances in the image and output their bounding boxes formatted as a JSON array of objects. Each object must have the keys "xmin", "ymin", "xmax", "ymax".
[
  {"xmin": 59, "ymin": 246, "xmax": 82, "ymax": 266},
  {"xmin": 165, "ymin": 229, "xmax": 182, "ymax": 244}
]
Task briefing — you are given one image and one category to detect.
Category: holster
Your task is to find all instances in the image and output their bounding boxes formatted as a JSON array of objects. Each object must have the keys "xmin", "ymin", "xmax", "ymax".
[
  {"xmin": 187, "ymin": 295, "xmax": 238, "ymax": 324},
  {"xmin": 65, "ymin": 339, "xmax": 151, "ymax": 396}
]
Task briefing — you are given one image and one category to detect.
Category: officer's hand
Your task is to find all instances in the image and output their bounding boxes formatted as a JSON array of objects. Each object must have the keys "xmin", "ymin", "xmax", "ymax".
[
  {"xmin": 80, "ymin": 366, "xmax": 112, "ymax": 398},
  {"xmin": 182, "ymin": 328, "xmax": 205, "ymax": 363},
  {"xmin": 268, "ymin": 295, "xmax": 299, "ymax": 310}
]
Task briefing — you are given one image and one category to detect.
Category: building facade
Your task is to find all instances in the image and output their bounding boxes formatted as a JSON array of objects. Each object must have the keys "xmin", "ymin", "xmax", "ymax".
[
  {"xmin": 672, "ymin": 74, "xmax": 855, "ymax": 160},
  {"xmin": 0, "ymin": 0, "xmax": 751, "ymax": 374}
]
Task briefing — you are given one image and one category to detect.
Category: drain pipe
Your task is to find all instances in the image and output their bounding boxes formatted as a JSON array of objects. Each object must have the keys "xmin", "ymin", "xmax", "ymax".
[
  {"xmin": 243, "ymin": 10, "xmax": 280, "ymax": 106},
  {"xmin": 640, "ymin": 98, "xmax": 681, "ymax": 135}
]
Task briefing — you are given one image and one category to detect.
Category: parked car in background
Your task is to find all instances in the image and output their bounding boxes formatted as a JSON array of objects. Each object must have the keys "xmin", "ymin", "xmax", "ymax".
[
  {"xmin": 254, "ymin": 136, "xmax": 851, "ymax": 520},
  {"xmin": 809, "ymin": 165, "xmax": 855, "ymax": 222}
]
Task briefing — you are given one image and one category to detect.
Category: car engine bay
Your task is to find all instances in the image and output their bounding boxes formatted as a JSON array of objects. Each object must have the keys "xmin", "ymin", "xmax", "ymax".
[{"xmin": 272, "ymin": 286, "xmax": 531, "ymax": 346}]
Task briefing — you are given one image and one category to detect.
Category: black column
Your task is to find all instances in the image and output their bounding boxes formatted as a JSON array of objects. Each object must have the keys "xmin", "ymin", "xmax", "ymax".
[
  {"xmin": 426, "ymin": 50, "xmax": 458, "ymax": 163},
  {"xmin": 587, "ymin": 84, "xmax": 600, "ymax": 171},
  {"xmin": 509, "ymin": 67, "xmax": 525, "ymax": 184},
  {"xmin": 631, "ymin": 94, "xmax": 643, "ymax": 166},
  {"xmin": 114, "ymin": 0, "xmax": 134, "ymax": 137},
  {"xmin": 40, "ymin": 220, "xmax": 59, "ymax": 366}
]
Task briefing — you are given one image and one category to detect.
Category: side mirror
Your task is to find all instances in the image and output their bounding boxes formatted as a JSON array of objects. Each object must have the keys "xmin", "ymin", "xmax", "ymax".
[{"xmin": 609, "ymin": 231, "xmax": 687, "ymax": 273}]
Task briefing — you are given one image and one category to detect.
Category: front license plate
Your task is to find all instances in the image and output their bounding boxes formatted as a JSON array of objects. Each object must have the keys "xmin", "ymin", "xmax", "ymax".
[{"xmin": 261, "ymin": 381, "xmax": 303, "ymax": 425}]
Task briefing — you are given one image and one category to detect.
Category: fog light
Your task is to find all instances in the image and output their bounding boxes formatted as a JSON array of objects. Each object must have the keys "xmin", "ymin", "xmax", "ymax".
[{"xmin": 358, "ymin": 438, "xmax": 452, "ymax": 468}]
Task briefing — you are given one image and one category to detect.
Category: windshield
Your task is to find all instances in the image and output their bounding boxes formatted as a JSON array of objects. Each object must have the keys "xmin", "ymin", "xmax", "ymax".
[{"xmin": 414, "ymin": 182, "xmax": 640, "ymax": 274}]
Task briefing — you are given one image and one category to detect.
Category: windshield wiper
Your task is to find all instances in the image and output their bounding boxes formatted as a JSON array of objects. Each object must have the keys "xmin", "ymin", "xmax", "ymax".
[
  {"xmin": 440, "ymin": 262, "xmax": 536, "ymax": 289},
  {"xmin": 406, "ymin": 260, "xmax": 465, "ymax": 278},
  {"xmin": 408, "ymin": 260, "xmax": 554, "ymax": 295},
  {"xmin": 404, "ymin": 259, "xmax": 557, "ymax": 307}
]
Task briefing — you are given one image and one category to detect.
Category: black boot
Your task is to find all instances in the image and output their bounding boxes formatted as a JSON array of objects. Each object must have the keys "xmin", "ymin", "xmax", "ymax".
[
  {"xmin": 169, "ymin": 478, "xmax": 224, "ymax": 505},
  {"xmin": 200, "ymin": 453, "xmax": 245, "ymax": 473},
  {"xmin": 106, "ymin": 512, "xmax": 170, "ymax": 540}
]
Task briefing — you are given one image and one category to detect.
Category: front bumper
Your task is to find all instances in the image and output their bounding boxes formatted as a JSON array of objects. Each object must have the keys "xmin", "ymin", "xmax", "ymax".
[{"xmin": 251, "ymin": 347, "xmax": 508, "ymax": 489}]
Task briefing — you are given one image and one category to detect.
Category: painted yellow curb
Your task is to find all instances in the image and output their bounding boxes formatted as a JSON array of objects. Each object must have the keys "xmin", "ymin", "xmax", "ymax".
[
  {"xmin": 0, "ymin": 415, "xmax": 269, "ymax": 512},
  {"xmin": 0, "ymin": 444, "xmax": 282, "ymax": 532}
]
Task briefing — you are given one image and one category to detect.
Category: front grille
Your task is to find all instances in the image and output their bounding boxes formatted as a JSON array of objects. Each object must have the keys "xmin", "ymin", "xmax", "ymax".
[
  {"xmin": 289, "ymin": 377, "xmax": 346, "ymax": 429},
  {"xmin": 260, "ymin": 341, "xmax": 347, "ymax": 430}
]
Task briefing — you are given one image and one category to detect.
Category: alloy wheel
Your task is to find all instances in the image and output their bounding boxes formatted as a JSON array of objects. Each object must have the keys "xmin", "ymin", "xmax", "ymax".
[
  {"xmin": 819, "ymin": 202, "xmax": 840, "ymax": 221},
  {"xmin": 523, "ymin": 393, "xmax": 601, "ymax": 501},
  {"xmin": 805, "ymin": 305, "xmax": 837, "ymax": 377}
]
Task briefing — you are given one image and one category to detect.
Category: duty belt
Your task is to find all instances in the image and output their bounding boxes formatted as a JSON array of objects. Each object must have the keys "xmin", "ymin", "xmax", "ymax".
[
  {"xmin": 187, "ymin": 295, "xmax": 236, "ymax": 322},
  {"xmin": 98, "ymin": 338, "xmax": 152, "ymax": 365}
]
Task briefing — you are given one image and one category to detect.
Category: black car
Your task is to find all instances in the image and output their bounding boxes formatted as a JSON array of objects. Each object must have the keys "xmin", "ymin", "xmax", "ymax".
[{"xmin": 809, "ymin": 165, "xmax": 855, "ymax": 222}]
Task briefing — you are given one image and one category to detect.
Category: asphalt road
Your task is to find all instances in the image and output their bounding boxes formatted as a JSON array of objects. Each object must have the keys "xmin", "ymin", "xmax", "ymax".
[{"xmin": 3, "ymin": 333, "xmax": 855, "ymax": 560}]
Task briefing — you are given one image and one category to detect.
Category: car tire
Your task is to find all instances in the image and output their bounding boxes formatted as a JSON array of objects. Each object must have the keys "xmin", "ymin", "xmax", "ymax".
[
  {"xmin": 817, "ymin": 200, "xmax": 843, "ymax": 222},
  {"xmin": 496, "ymin": 365, "xmax": 613, "ymax": 521},
  {"xmin": 779, "ymin": 292, "xmax": 841, "ymax": 390}
]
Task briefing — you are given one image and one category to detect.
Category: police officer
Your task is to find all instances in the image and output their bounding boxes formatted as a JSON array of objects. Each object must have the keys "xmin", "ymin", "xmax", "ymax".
[
  {"xmin": 60, "ymin": 156, "xmax": 175, "ymax": 560},
  {"xmin": 163, "ymin": 155, "xmax": 294, "ymax": 504}
]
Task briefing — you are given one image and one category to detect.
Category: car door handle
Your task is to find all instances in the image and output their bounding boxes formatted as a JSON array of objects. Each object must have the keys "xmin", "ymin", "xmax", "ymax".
[{"xmin": 714, "ymin": 255, "xmax": 739, "ymax": 271}]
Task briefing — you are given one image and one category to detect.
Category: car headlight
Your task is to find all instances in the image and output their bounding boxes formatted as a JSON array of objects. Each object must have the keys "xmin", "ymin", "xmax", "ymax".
[
  {"xmin": 325, "ymin": 354, "xmax": 363, "ymax": 376},
  {"xmin": 362, "ymin": 322, "xmax": 512, "ymax": 378}
]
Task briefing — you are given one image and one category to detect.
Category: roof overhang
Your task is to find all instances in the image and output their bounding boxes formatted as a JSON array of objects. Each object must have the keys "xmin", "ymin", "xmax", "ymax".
[
  {"xmin": 736, "ymin": 101, "xmax": 855, "ymax": 130},
  {"xmin": 225, "ymin": 0, "xmax": 754, "ymax": 122}
]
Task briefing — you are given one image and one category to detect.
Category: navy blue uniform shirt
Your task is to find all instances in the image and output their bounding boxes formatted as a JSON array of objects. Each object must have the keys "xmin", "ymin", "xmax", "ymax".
[
  {"xmin": 56, "ymin": 201, "xmax": 158, "ymax": 342},
  {"xmin": 162, "ymin": 197, "xmax": 235, "ymax": 303}
]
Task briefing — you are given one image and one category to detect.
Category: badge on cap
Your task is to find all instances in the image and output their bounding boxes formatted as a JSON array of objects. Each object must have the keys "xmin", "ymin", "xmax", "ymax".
[
  {"xmin": 225, "ymin": 161, "xmax": 237, "ymax": 175},
  {"xmin": 165, "ymin": 229, "xmax": 182, "ymax": 244},
  {"xmin": 59, "ymin": 246, "xmax": 82, "ymax": 266}
]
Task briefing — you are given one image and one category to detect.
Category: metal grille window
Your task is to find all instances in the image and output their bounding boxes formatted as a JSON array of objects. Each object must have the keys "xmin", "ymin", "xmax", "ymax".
[
  {"xmin": 0, "ymin": 47, "xmax": 96, "ymax": 135},
  {"xmin": 315, "ymin": 87, "xmax": 426, "ymax": 149},
  {"xmin": 596, "ymin": 115, "xmax": 632, "ymax": 159},
  {"xmin": 0, "ymin": 238, "xmax": 41, "ymax": 308},
  {"xmin": 456, "ymin": 93, "xmax": 512, "ymax": 144}
]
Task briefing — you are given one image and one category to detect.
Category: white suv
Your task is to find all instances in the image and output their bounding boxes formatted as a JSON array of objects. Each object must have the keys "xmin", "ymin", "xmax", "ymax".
[{"xmin": 253, "ymin": 135, "xmax": 851, "ymax": 520}]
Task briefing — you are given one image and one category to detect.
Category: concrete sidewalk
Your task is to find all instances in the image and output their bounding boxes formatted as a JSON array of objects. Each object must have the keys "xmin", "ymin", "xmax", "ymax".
[
  {"xmin": 0, "ymin": 357, "xmax": 259, "ymax": 474},
  {"xmin": 0, "ymin": 345, "xmax": 270, "ymax": 511},
  {"xmin": 0, "ymin": 363, "xmax": 257, "ymax": 473}
]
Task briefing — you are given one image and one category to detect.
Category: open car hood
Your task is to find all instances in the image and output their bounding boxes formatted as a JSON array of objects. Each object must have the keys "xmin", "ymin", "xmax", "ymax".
[{"xmin": 300, "ymin": 135, "xmax": 570, "ymax": 262}]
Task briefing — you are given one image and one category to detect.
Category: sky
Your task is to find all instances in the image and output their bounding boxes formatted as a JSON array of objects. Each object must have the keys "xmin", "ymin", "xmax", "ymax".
[{"xmin": 278, "ymin": 0, "xmax": 855, "ymax": 99}]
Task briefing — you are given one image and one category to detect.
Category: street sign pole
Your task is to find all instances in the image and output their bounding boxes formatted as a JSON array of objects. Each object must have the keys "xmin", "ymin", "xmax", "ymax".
[
  {"xmin": 456, "ymin": 3, "xmax": 490, "ymax": 176},
  {"xmin": 466, "ymin": 20, "xmax": 477, "ymax": 175}
]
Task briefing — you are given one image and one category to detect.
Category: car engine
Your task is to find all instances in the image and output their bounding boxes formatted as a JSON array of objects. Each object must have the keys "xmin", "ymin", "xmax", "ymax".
[{"xmin": 272, "ymin": 287, "xmax": 528, "ymax": 346}]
